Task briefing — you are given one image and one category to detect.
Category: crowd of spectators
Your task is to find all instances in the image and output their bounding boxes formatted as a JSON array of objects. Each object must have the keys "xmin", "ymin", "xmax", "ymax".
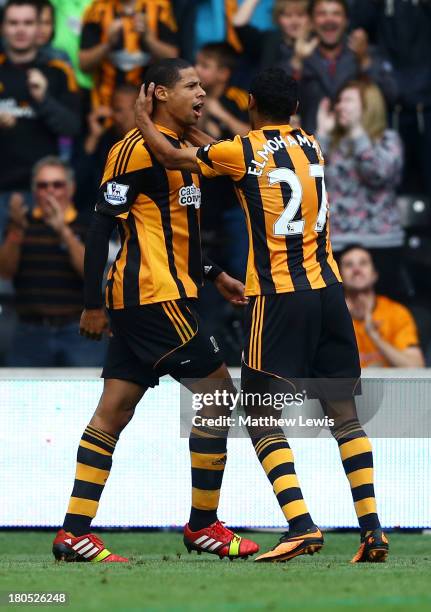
[{"xmin": 0, "ymin": 0, "xmax": 430, "ymax": 368}]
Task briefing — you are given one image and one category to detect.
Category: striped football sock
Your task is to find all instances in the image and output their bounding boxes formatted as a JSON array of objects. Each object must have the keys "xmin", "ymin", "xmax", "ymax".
[
  {"xmin": 252, "ymin": 428, "xmax": 314, "ymax": 532},
  {"xmin": 62, "ymin": 425, "xmax": 118, "ymax": 536},
  {"xmin": 332, "ymin": 419, "xmax": 381, "ymax": 532},
  {"xmin": 188, "ymin": 425, "xmax": 228, "ymax": 531}
]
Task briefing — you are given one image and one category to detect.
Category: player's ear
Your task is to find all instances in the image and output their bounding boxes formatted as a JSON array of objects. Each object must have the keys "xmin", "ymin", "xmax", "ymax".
[
  {"xmin": 248, "ymin": 94, "xmax": 256, "ymax": 111},
  {"xmin": 154, "ymin": 85, "xmax": 168, "ymax": 103}
]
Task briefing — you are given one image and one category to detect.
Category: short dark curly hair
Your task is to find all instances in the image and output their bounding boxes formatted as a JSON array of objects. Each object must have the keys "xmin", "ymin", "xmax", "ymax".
[
  {"xmin": 144, "ymin": 58, "xmax": 192, "ymax": 92},
  {"xmin": 249, "ymin": 68, "xmax": 299, "ymax": 122},
  {"xmin": 143, "ymin": 58, "xmax": 192, "ymax": 110}
]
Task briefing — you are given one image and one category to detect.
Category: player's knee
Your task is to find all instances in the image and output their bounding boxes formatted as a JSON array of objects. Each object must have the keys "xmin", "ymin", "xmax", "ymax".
[{"xmin": 91, "ymin": 404, "xmax": 135, "ymax": 435}]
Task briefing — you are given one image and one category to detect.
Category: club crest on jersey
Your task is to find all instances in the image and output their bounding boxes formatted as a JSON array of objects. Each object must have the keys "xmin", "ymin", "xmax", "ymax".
[
  {"xmin": 104, "ymin": 181, "xmax": 129, "ymax": 205},
  {"xmin": 179, "ymin": 184, "xmax": 201, "ymax": 209}
]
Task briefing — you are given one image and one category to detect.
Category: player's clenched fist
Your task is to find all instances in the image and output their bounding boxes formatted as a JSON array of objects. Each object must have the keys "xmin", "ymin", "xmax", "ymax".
[{"xmin": 80, "ymin": 308, "xmax": 111, "ymax": 341}]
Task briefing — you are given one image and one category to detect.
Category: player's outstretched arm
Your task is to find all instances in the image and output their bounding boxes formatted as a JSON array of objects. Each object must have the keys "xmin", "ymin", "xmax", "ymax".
[{"xmin": 135, "ymin": 83, "xmax": 201, "ymax": 173}]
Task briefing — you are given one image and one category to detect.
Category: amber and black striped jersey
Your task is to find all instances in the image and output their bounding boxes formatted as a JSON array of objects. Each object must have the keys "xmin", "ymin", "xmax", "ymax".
[
  {"xmin": 97, "ymin": 126, "xmax": 202, "ymax": 309},
  {"xmin": 81, "ymin": 0, "xmax": 178, "ymax": 108},
  {"xmin": 196, "ymin": 125, "xmax": 341, "ymax": 296}
]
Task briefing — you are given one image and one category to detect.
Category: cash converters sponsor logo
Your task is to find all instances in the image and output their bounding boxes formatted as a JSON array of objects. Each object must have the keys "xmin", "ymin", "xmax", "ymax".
[{"xmin": 179, "ymin": 184, "xmax": 201, "ymax": 209}]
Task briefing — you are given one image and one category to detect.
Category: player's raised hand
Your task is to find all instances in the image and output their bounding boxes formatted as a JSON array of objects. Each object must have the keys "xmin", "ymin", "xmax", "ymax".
[
  {"xmin": 214, "ymin": 272, "xmax": 249, "ymax": 306},
  {"xmin": 80, "ymin": 308, "xmax": 111, "ymax": 341},
  {"xmin": 135, "ymin": 82, "xmax": 155, "ymax": 127}
]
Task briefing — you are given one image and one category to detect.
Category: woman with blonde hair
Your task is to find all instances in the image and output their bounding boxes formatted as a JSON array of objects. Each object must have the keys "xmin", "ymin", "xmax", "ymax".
[{"xmin": 317, "ymin": 79, "xmax": 404, "ymax": 297}]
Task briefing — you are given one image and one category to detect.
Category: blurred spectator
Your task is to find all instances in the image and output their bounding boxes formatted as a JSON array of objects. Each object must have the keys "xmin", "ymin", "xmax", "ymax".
[
  {"xmin": 287, "ymin": 0, "xmax": 397, "ymax": 132},
  {"xmin": 49, "ymin": 0, "xmax": 94, "ymax": 90},
  {"xmin": 195, "ymin": 42, "xmax": 249, "ymax": 139},
  {"xmin": 317, "ymin": 80, "xmax": 404, "ymax": 297},
  {"xmin": 233, "ymin": 0, "xmax": 310, "ymax": 72},
  {"xmin": 79, "ymin": 0, "xmax": 178, "ymax": 109},
  {"xmin": 340, "ymin": 244, "xmax": 425, "ymax": 368},
  {"xmin": 351, "ymin": 0, "xmax": 431, "ymax": 200},
  {"xmin": 73, "ymin": 83, "xmax": 137, "ymax": 215},
  {"xmin": 36, "ymin": 0, "xmax": 72, "ymax": 64},
  {"xmin": 176, "ymin": 0, "xmax": 273, "ymax": 62},
  {"xmin": 0, "ymin": 156, "xmax": 106, "ymax": 366},
  {"xmin": 0, "ymin": 0, "xmax": 80, "ymax": 237}
]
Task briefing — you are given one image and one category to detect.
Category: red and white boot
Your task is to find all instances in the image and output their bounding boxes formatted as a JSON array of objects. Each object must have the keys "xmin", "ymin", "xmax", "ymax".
[
  {"xmin": 184, "ymin": 521, "xmax": 259, "ymax": 560},
  {"xmin": 52, "ymin": 529, "xmax": 129, "ymax": 563}
]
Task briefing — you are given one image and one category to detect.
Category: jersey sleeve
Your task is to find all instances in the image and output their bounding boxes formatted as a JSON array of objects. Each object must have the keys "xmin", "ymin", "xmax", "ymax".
[
  {"xmin": 96, "ymin": 137, "xmax": 152, "ymax": 218},
  {"xmin": 391, "ymin": 304, "xmax": 420, "ymax": 350},
  {"xmin": 196, "ymin": 135, "xmax": 246, "ymax": 181}
]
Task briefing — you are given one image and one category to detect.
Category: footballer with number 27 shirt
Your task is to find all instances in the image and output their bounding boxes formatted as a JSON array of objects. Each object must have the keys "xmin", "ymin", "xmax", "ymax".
[{"xmin": 135, "ymin": 65, "xmax": 388, "ymax": 564}]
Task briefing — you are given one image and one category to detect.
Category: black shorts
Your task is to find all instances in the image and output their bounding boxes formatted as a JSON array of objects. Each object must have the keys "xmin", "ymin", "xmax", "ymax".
[
  {"xmin": 102, "ymin": 299, "xmax": 223, "ymax": 388},
  {"xmin": 241, "ymin": 283, "xmax": 361, "ymax": 399}
]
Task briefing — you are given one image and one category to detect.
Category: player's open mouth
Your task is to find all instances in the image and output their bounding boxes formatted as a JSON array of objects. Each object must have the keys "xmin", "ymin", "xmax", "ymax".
[{"xmin": 193, "ymin": 103, "xmax": 204, "ymax": 118}]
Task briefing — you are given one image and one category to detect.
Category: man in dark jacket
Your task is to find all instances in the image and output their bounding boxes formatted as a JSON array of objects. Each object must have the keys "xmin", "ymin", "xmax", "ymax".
[{"xmin": 0, "ymin": 0, "xmax": 81, "ymax": 236}]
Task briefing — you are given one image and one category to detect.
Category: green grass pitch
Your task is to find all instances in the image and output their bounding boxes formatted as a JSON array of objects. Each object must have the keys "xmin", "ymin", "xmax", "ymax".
[{"xmin": 0, "ymin": 531, "xmax": 430, "ymax": 611}]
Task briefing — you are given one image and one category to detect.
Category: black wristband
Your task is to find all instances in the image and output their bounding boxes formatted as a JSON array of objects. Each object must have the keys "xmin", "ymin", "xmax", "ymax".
[{"xmin": 203, "ymin": 258, "xmax": 224, "ymax": 282}]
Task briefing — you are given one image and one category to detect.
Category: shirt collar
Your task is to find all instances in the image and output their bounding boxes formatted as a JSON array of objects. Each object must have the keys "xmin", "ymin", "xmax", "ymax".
[
  {"xmin": 260, "ymin": 124, "xmax": 294, "ymax": 132},
  {"xmin": 154, "ymin": 123, "xmax": 181, "ymax": 140}
]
